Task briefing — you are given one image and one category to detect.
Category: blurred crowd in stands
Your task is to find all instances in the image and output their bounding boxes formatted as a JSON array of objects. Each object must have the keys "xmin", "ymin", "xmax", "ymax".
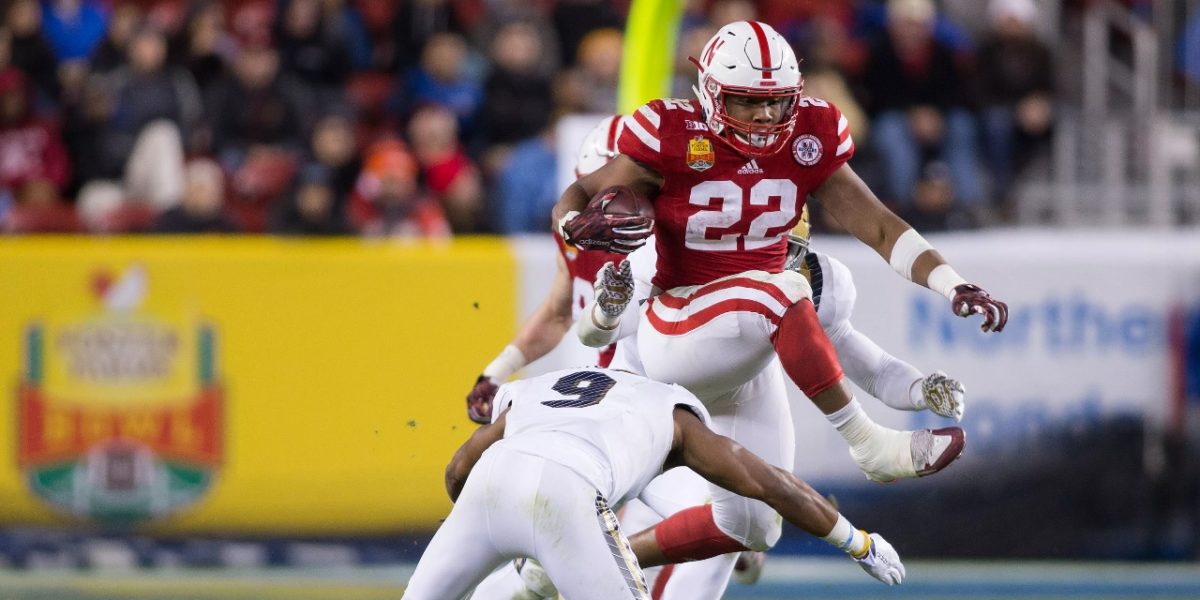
[{"xmin": 0, "ymin": 0, "xmax": 1082, "ymax": 236}]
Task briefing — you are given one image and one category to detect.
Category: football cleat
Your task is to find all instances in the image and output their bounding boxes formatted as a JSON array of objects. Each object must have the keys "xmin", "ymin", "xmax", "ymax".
[
  {"xmin": 850, "ymin": 426, "xmax": 966, "ymax": 483},
  {"xmin": 732, "ymin": 551, "xmax": 766, "ymax": 585},
  {"xmin": 911, "ymin": 427, "xmax": 966, "ymax": 478}
]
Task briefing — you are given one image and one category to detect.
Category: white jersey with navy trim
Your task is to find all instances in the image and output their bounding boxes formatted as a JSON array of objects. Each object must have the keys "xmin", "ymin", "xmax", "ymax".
[
  {"xmin": 491, "ymin": 368, "xmax": 710, "ymax": 508},
  {"xmin": 809, "ymin": 251, "xmax": 856, "ymax": 330}
]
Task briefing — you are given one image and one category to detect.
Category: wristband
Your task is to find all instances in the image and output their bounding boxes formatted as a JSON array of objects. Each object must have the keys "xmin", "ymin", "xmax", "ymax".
[
  {"xmin": 927, "ymin": 264, "xmax": 968, "ymax": 301},
  {"xmin": 557, "ymin": 210, "xmax": 580, "ymax": 241},
  {"xmin": 482, "ymin": 344, "xmax": 527, "ymax": 382},
  {"xmin": 578, "ymin": 304, "xmax": 620, "ymax": 348},
  {"xmin": 888, "ymin": 229, "xmax": 933, "ymax": 281},
  {"xmin": 822, "ymin": 513, "xmax": 869, "ymax": 557}
]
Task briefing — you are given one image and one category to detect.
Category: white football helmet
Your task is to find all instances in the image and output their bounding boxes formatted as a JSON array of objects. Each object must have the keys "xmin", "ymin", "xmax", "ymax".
[
  {"xmin": 575, "ymin": 115, "xmax": 626, "ymax": 178},
  {"xmin": 691, "ymin": 21, "xmax": 803, "ymax": 156}
]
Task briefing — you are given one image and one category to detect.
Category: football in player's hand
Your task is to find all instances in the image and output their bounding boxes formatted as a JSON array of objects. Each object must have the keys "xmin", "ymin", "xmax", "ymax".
[{"xmin": 592, "ymin": 185, "xmax": 654, "ymax": 220}]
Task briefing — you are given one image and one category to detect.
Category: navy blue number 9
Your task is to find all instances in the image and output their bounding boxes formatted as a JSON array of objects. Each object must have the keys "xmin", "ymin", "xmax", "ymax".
[{"xmin": 542, "ymin": 371, "xmax": 617, "ymax": 408}]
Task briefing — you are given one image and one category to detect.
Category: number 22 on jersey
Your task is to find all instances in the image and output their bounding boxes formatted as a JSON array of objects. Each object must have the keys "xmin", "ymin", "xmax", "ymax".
[{"xmin": 685, "ymin": 179, "xmax": 798, "ymax": 251}]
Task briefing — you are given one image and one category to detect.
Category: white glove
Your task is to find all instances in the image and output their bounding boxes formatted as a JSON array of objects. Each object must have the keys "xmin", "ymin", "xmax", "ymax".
[
  {"xmin": 592, "ymin": 261, "xmax": 634, "ymax": 324},
  {"xmin": 921, "ymin": 370, "xmax": 965, "ymax": 421},
  {"xmin": 855, "ymin": 533, "xmax": 905, "ymax": 586}
]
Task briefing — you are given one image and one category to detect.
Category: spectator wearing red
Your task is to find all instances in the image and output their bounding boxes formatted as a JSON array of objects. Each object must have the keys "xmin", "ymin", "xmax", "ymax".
[
  {"xmin": 407, "ymin": 104, "xmax": 483, "ymax": 233},
  {"xmin": 350, "ymin": 138, "xmax": 449, "ymax": 240},
  {"xmin": 0, "ymin": 68, "xmax": 70, "ymax": 205}
]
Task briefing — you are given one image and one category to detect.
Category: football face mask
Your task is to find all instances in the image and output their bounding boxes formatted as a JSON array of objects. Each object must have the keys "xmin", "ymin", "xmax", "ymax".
[{"xmin": 691, "ymin": 20, "xmax": 804, "ymax": 157}]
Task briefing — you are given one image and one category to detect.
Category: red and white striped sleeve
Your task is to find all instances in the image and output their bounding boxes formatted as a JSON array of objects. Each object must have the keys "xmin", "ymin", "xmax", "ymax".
[
  {"xmin": 835, "ymin": 110, "xmax": 854, "ymax": 160},
  {"xmin": 617, "ymin": 101, "xmax": 665, "ymax": 170}
]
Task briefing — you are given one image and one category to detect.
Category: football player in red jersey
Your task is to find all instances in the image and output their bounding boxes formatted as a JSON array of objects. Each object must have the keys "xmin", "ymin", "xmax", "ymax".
[
  {"xmin": 464, "ymin": 116, "xmax": 642, "ymax": 424},
  {"xmin": 552, "ymin": 20, "xmax": 1007, "ymax": 580}
]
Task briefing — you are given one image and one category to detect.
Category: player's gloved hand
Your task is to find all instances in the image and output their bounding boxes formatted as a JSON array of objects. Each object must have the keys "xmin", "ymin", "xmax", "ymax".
[
  {"xmin": 466, "ymin": 375, "xmax": 498, "ymax": 424},
  {"xmin": 593, "ymin": 260, "xmax": 634, "ymax": 322},
  {"xmin": 921, "ymin": 370, "xmax": 965, "ymax": 421},
  {"xmin": 560, "ymin": 204, "xmax": 652, "ymax": 254},
  {"xmin": 854, "ymin": 533, "xmax": 905, "ymax": 586},
  {"xmin": 951, "ymin": 284, "xmax": 1008, "ymax": 333}
]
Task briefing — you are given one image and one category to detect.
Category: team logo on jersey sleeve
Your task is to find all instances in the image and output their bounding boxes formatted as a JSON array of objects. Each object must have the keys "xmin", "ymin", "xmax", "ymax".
[
  {"xmin": 792, "ymin": 134, "xmax": 823, "ymax": 166},
  {"xmin": 686, "ymin": 137, "xmax": 715, "ymax": 171}
]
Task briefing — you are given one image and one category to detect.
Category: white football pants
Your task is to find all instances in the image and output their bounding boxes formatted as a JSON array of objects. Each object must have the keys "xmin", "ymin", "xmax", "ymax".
[{"xmin": 403, "ymin": 448, "xmax": 649, "ymax": 600}]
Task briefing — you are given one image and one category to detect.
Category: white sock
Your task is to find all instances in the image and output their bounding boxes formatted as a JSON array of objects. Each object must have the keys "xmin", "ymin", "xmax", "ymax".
[
  {"xmin": 825, "ymin": 397, "xmax": 864, "ymax": 429},
  {"xmin": 831, "ymin": 400, "xmax": 917, "ymax": 482}
]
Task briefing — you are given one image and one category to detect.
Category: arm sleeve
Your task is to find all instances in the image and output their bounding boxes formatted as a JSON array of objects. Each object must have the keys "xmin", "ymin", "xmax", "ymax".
[{"xmin": 826, "ymin": 320, "xmax": 923, "ymax": 412}]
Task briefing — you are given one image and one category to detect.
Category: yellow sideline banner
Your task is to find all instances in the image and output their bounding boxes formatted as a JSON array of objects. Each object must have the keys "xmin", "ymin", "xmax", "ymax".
[{"xmin": 0, "ymin": 237, "xmax": 516, "ymax": 535}]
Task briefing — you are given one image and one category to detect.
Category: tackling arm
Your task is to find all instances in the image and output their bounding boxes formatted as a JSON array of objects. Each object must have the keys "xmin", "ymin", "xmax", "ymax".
[
  {"xmin": 444, "ymin": 411, "xmax": 507, "ymax": 501},
  {"xmin": 813, "ymin": 165, "xmax": 1008, "ymax": 332},
  {"xmin": 513, "ymin": 252, "xmax": 576, "ymax": 358},
  {"xmin": 465, "ymin": 255, "xmax": 573, "ymax": 424},
  {"xmin": 667, "ymin": 408, "xmax": 836, "ymax": 538},
  {"xmin": 642, "ymin": 408, "xmax": 905, "ymax": 585}
]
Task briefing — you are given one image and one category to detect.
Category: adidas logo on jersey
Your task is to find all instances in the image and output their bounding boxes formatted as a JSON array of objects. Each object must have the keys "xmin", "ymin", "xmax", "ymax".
[{"xmin": 737, "ymin": 160, "xmax": 764, "ymax": 175}]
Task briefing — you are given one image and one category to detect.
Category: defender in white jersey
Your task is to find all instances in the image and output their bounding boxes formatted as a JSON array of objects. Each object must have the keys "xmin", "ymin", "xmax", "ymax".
[{"xmin": 404, "ymin": 369, "xmax": 905, "ymax": 600}]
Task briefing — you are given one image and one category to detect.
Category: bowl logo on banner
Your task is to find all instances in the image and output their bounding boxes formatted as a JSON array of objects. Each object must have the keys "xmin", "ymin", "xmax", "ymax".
[{"xmin": 16, "ymin": 264, "xmax": 222, "ymax": 523}]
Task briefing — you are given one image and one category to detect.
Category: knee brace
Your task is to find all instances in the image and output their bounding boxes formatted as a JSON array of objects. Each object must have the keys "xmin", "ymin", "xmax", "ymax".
[{"xmin": 773, "ymin": 299, "xmax": 844, "ymax": 398}]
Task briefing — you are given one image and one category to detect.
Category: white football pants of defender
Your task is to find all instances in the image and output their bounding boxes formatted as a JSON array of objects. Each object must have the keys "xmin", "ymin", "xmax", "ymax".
[
  {"xmin": 636, "ymin": 270, "xmax": 807, "ymax": 553},
  {"xmin": 403, "ymin": 448, "xmax": 649, "ymax": 600},
  {"xmin": 466, "ymin": 460, "xmax": 714, "ymax": 599},
  {"xmin": 632, "ymin": 364, "xmax": 793, "ymax": 600},
  {"xmin": 622, "ymin": 470, "xmax": 737, "ymax": 599}
]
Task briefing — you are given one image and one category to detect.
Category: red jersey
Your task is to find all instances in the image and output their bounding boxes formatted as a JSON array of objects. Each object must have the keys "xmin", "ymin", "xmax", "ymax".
[
  {"xmin": 618, "ymin": 97, "xmax": 854, "ymax": 291},
  {"xmin": 555, "ymin": 231, "xmax": 623, "ymax": 366}
]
